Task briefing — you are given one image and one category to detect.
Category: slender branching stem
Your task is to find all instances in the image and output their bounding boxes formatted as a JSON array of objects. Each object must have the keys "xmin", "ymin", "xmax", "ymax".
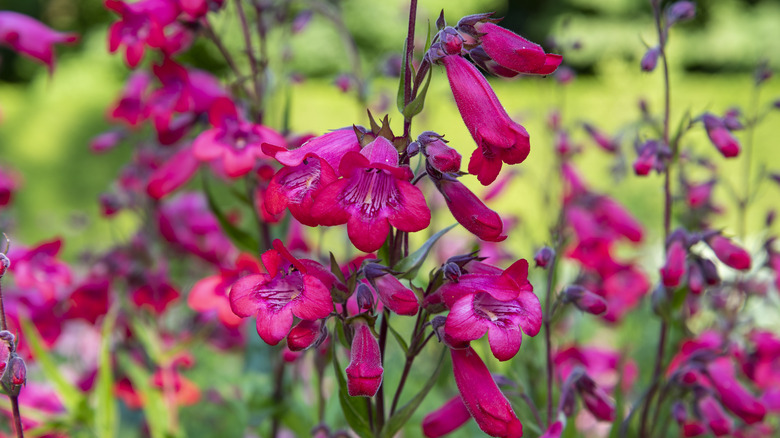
[
  {"xmin": 402, "ymin": 0, "xmax": 419, "ymax": 139},
  {"xmin": 234, "ymin": 0, "xmax": 263, "ymax": 108}
]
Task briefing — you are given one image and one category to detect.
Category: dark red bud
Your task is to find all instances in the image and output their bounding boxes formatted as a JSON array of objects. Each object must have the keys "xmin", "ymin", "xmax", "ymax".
[
  {"xmin": 534, "ymin": 247, "xmax": 555, "ymax": 268},
  {"xmin": 0, "ymin": 253, "xmax": 9, "ymax": 276},
  {"xmin": 9, "ymin": 356, "xmax": 27, "ymax": 386},
  {"xmin": 356, "ymin": 283, "xmax": 375, "ymax": 311},
  {"xmin": 443, "ymin": 262, "xmax": 461, "ymax": 283}
]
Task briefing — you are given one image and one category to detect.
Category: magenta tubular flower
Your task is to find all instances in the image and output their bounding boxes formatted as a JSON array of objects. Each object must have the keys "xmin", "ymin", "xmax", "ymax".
[
  {"xmin": 686, "ymin": 181, "xmax": 715, "ymax": 208},
  {"xmin": 707, "ymin": 358, "xmax": 766, "ymax": 424},
  {"xmin": 434, "ymin": 176, "xmax": 506, "ymax": 242},
  {"xmin": 575, "ymin": 373, "xmax": 616, "ymax": 421},
  {"xmin": 346, "ymin": 323, "xmax": 383, "ymax": 397},
  {"xmin": 311, "ymin": 136, "xmax": 430, "ymax": 253},
  {"xmin": 445, "ymin": 290, "xmax": 542, "ymax": 361},
  {"xmin": 65, "ymin": 277, "xmax": 111, "ymax": 324},
  {"xmin": 8, "ymin": 238, "xmax": 72, "ymax": 302},
  {"xmin": 109, "ymin": 71, "xmax": 151, "ymax": 126},
  {"xmin": 146, "ymin": 145, "xmax": 199, "ymax": 200},
  {"xmin": 230, "ymin": 240, "xmax": 333, "ymax": 345},
  {"xmin": 562, "ymin": 285, "xmax": 608, "ymax": 316},
  {"xmin": 435, "ymin": 259, "xmax": 533, "ymax": 308},
  {"xmin": 261, "ymin": 127, "xmax": 361, "ymax": 172},
  {"xmin": 472, "ymin": 21, "xmax": 562, "ymax": 75},
  {"xmin": 661, "ymin": 240, "xmax": 687, "ymax": 287},
  {"xmin": 707, "ymin": 235, "xmax": 751, "ymax": 271},
  {"xmin": 264, "ymin": 156, "xmax": 338, "ymax": 227},
  {"xmin": 370, "ymin": 271, "xmax": 419, "ymax": 316},
  {"xmin": 0, "ymin": 12, "xmax": 78, "ymax": 73},
  {"xmin": 451, "ymin": 347, "xmax": 523, "ymax": 438},
  {"xmin": 189, "ymin": 253, "xmax": 263, "ymax": 328},
  {"xmin": 105, "ymin": 0, "xmax": 179, "ymax": 68},
  {"xmin": 440, "ymin": 54, "xmax": 531, "ymax": 185},
  {"xmin": 540, "ymin": 421, "xmax": 563, "ymax": 438},
  {"xmin": 193, "ymin": 97, "xmax": 285, "ymax": 178},
  {"xmin": 422, "ymin": 396, "xmax": 472, "ymax": 438},
  {"xmin": 699, "ymin": 396, "xmax": 733, "ymax": 436},
  {"xmin": 287, "ymin": 319, "xmax": 322, "ymax": 352},
  {"xmin": 702, "ymin": 113, "xmax": 740, "ymax": 158}
]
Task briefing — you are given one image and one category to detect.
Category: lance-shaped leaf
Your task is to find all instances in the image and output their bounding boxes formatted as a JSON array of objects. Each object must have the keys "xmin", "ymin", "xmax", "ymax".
[{"xmin": 394, "ymin": 223, "xmax": 456, "ymax": 279}]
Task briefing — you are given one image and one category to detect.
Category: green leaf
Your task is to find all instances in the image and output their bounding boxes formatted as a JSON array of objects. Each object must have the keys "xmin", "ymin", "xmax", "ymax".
[
  {"xmin": 386, "ymin": 324, "xmax": 409, "ymax": 355},
  {"xmin": 401, "ymin": 65, "xmax": 433, "ymax": 119},
  {"xmin": 379, "ymin": 348, "xmax": 446, "ymax": 438},
  {"xmin": 202, "ymin": 174, "xmax": 259, "ymax": 253},
  {"xmin": 20, "ymin": 318, "xmax": 85, "ymax": 413},
  {"xmin": 330, "ymin": 252, "xmax": 347, "ymax": 285},
  {"xmin": 118, "ymin": 353, "xmax": 170, "ymax": 438},
  {"xmin": 94, "ymin": 307, "xmax": 119, "ymax": 438},
  {"xmin": 332, "ymin": 337, "xmax": 374, "ymax": 437},
  {"xmin": 394, "ymin": 224, "xmax": 456, "ymax": 279}
]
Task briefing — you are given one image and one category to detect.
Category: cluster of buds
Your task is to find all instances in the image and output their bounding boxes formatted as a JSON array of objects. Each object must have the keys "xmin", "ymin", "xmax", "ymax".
[{"xmin": 0, "ymin": 330, "xmax": 27, "ymax": 393}]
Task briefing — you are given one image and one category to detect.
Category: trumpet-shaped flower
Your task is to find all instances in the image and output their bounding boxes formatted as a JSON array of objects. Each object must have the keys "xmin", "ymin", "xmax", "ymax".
[
  {"xmin": 230, "ymin": 240, "xmax": 332, "ymax": 345},
  {"xmin": 311, "ymin": 136, "xmax": 430, "ymax": 253},
  {"xmin": 346, "ymin": 322, "xmax": 383, "ymax": 397},
  {"xmin": 0, "ymin": 11, "xmax": 78, "ymax": 73}
]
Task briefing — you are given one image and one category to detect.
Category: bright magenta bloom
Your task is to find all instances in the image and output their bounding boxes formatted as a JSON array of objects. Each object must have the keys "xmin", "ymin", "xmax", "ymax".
[
  {"xmin": 451, "ymin": 347, "xmax": 523, "ymax": 437},
  {"xmin": 264, "ymin": 155, "xmax": 338, "ymax": 227},
  {"xmin": 440, "ymin": 54, "xmax": 531, "ymax": 185},
  {"xmin": 660, "ymin": 240, "xmax": 688, "ymax": 287},
  {"xmin": 707, "ymin": 358, "xmax": 766, "ymax": 424},
  {"xmin": 0, "ymin": 12, "xmax": 78, "ymax": 73},
  {"xmin": 422, "ymin": 396, "xmax": 472, "ymax": 438},
  {"xmin": 262, "ymin": 127, "xmax": 361, "ymax": 171},
  {"xmin": 707, "ymin": 235, "xmax": 751, "ymax": 271},
  {"xmin": 106, "ymin": 0, "xmax": 179, "ymax": 68},
  {"xmin": 346, "ymin": 322, "xmax": 383, "ymax": 397},
  {"xmin": 434, "ymin": 176, "xmax": 506, "ymax": 242},
  {"xmin": 472, "ymin": 21, "xmax": 561, "ymax": 76},
  {"xmin": 422, "ymin": 136, "xmax": 462, "ymax": 173},
  {"xmin": 146, "ymin": 145, "xmax": 199, "ymax": 200},
  {"xmin": 311, "ymin": 136, "xmax": 430, "ymax": 253},
  {"xmin": 229, "ymin": 240, "xmax": 332, "ymax": 345},
  {"xmin": 193, "ymin": 97, "xmax": 285, "ymax": 178}
]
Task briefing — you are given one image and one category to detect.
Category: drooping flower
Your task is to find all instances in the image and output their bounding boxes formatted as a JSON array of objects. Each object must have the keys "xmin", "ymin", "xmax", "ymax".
[
  {"xmin": 706, "ymin": 357, "xmax": 766, "ymax": 424},
  {"xmin": 146, "ymin": 145, "xmax": 199, "ymax": 200},
  {"xmin": 229, "ymin": 240, "xmax": 333, "ymax": 345},
  {"xmin": 310, "ymin": 136, "xmax": 430, "ymax": 253},
  {"xmin": 365, "ymin": 266, "xmax": 420, "ymax": 316},
  {"xmin": 661, "ymin": 240, "xmax": 688, "ymax": 287},
  {"xmin": 707, "ymin": 235, "xmax": 751, "ymax": 271},
  {"xmin": 193, "ymin": 97, "xmax": 285, "ymax": 178},
  {"xmin": 433, "ymin": 175, "xmax": 506, "ymax": 242},
  {"xmin": 419, "ymin": 132, "xmax": 462, "ymax": 173},
  {"xmin": 0, "ymin": 11, "xmax": 78, "ymax": 73},
  {"xmin": 105, "ymin": 0, "xmax": 180, "ymax": 68},
  {"xmin": 450, "ymin": 346, "xmax": 523, "ymax": 438},
  {"xmin": 345, "ymin": 322, "xmax": 383, "ymax": 397},
  {"xmin": 437, "ymin": 54, "xmax": 531, "ymax": 185},
  {"xmin": 468, "ymin": 20, "xmax": 562, "ymax": 76},
  {"xmin": 422, "ymin": 396, "xmax": 472, "ymax": 438},
  {"xmin": 702, "ymin": 113, "xmax": 740, "ymax": 158}
]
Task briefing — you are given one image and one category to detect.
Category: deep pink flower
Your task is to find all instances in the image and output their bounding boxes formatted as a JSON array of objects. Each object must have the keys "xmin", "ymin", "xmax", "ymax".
[
  {"xmin": 540, "ymin": 421, "xmax": 563, "ymax": 438},
  {"xmin": 661, "ymin": 240, "xmax": 687, "ymax": 287},
  {"xmin": 178, "ymin": 0, "xmax": 225, "ymax": 19},
  {"xmin": 423, "ymin": 137, "xmax": 462, "ymax": 173},
  {"xmin": 422, "ymin": 396, "xmax": 472, "ymax": 438},
  {"xmin": 451, "ymin": 347, "xmax": 523, "ymax": 438},
  {"xmin": 109, "ymin": 71, "xmax": 151, "ymax": 127},
  {"xmin": 65, "ymin": 277, "xmax": 111, "ymax": 324},
  {"xmin": 576, "ymin": 373, "xmax": 616, "ymax": 421},
  {"xmin": 346, "ymin": 322, "xmax": 383, "ymax": 397},
  {"xmin": 0, "ymin": 165, "xmax": 20, "ymax": 208},
  {"xmin": 562, "ymin": 285, "xmax": 608, "ymax": 316},
  {"xmin": 702, "ymin": 113, "xmax": 740, "ymax": 158},
  {"xmin": 368, "ymin": 270, "xmax": 420, "ymax": 316},
  {"xmin": 287, "ymin": 319, "xmax": 323, "ymax": 351},
  {"xmin": 131, "ymin": 274, "xmax": 180, "ymax": 314},
  {"xmin": 599, "ymin": 266, "xmax": 650, "ymax": 322},
  {"xmin": 261, "ymin": 127, "xmax": 361, "ymax": 171},
  {"xmin": 534, "ymin": 246, "xmax": 555, "ymax": 268},
  {"xmin": 440, "ymin": 54, "xmax": 531, "ymax": 185},
  {"xmin": 699, "ymin": 395, "xmax": 733, "ymax": 436},
  {"xmin": 310, "ymin": 136, "xmax": 430, "ymax": 253},
  {"xmin": 8, "ymin": 238, "xmax": 72, "ymax": 302},
  {"xmin": 707, "ymin": 235, "xmax": 751, "ymax": 271},
  {"xmin": 433, "ymin": 259, "xmax": 533, "ymax": 308},
  {"xmin": 686, "ymin": 180, "xmax": 715, "ymax": 208},
  {"xmin": 434, "ymin": 176, "xmax": 506, "ymax": 242},
  {"xmin": 707, "ymin": 358, "xmax": 766, "ymax": 424},
  {"xmin": 189, "ymin": 253, "xmax": 263, "ymax": 328},
  {"xmin": 229, "ymin": 240, "xmax": 332, "ymax": 345},
  {"xmin": 264, "ymin": 156, "xmax": 338, "ymax": 227},
  {"xmin": 90, "ymin": 130, "xmax": 125, "ymax": 153},
  {"xmin": 0, "ymin": 12, "xmax": 78, "ymax": 73},
  {"xmin": 471, "ymin": 21, "xmax": 562, "ymax": 76},
  {"xmin": 193, "ymin": 97, "xmax": 285, "ymax": 178},
  {"xmin": 146, "ymin": 145, "xmax": 199, "ymax": 199},
  {"xmin": 555, "ymin": 345, "xmax": 638, "ymax": 393},
  {"xmin": 106, "ymin": 0, "xmax": 180, "ymax": 68}
]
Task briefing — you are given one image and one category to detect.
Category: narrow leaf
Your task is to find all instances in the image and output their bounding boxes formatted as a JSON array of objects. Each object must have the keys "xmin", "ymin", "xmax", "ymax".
[
  {"xmin": 401, "ymin": 65, "xmax": 433, "ymax": 119},
  {"xmin": 19, "ymin": 318, "xmax": 84, "ymax": 413},
  {"xmin": 394, "ymin": 224, "xmax": 456, "ymax": 279},
  {"xmin": 202, "ymin": 174, "xmax": 259, "ymax": 253},
  {"xmin": 94, "ymin": 307, "xmax": 119, "ymax": 438},
  {"xmin": 387, "ymin": 324, "xmax": 409, "ymax": 354},
  {"xmin": 380, "ymin": 347, "xmax": 446, "ymax": 438}
]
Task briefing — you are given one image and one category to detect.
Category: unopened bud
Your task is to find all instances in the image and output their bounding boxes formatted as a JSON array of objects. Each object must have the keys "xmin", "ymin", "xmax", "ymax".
[
  {"xmin": 534, "ymin": 246, "xmax": 555, "ymax": 268},
  {"xmin": 435, "ymin": 10, "xmax": 446, "ymax": 31},
  {"xmin": 699, "ymin": 258, "xmax": 720, "ymax": 286},
  {"xmin": 438, "ymin": 27, "xmax": 464, "ymax": 56},
  {"xmin": 406, "ymin": 141, "xmax": 420, "ymax": 158},
  {"xmin": 356, "ymin": 283, "xmax": 375, "ymax": 311},
  {"xmin": 723, "ymin": 108, "xmax": 744, "ymax": 131},
  {"xmin": 562, "ymin": 285, "xmax": 607, "ymax": 316},
  {"xmin": 8, "ymin": 356, "xmax": 27, "ymax": 386},
  {"xmin": 0, "ymin": 253, "xmax": 9, "ymax": 275},
  {"xmin": 666, "ymin": 1, "xmax": 696, "ymax": 24},
  {"xmin": 443, "ymin": 262, "xmax": 461, "ymax": 283},
  {"xmin": 641, "ymin": 46, "xmax": 660, "ymax": 72},
  {"xmin": 363, "ymin": 263, "xmax": 389, "ymax": 282},
  {"xmin": 0, "ymin": 330, "xmax": 14, "ymax": 344},
  {"xmin": 445, "ymin": 252, "xmax": 483, "ymax": 269},
  {"xmin": 754, "ymin": 62, "xmax": 773, "ymax": 86},
  {"xmin": 423, "ymin": 138, "xmax": 462, "ymax": 173},
  {"xmin": 651, "ymin": 284, "xmax": 670, "ymax": 317},
  {"xmin": 287, "ymin": 319, "xmax": 320, "ymax": 352}
]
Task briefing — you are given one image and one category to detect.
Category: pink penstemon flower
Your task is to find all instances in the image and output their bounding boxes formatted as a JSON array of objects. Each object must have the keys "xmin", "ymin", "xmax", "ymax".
[
  {"xmin": 422, "ymin": 396, "xmax": 472, "ymax": 438},
  {"xmin": 229, "ymin": 240, "xmax": 332, "ymax": 345},
  {"xmin": 0, "ymin": 11, "xmax": 79, "ymax": 73},
  {"xmin": 345, "ymin": 322, "xmax": 383, "ymax": 397},
  {"xmin": 193, "ymin": 96, "xmax": 286, "ymax": 178},
  {"xmin": 310, "ymin": 136, "xmax": 430, "ymax": 253}
]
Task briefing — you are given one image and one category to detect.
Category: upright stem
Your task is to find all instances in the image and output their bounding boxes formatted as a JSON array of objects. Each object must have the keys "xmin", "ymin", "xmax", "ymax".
[
  {"xmin": 543, "ymin": 257, "xmax": 557, "ymax": 425},
  {"xmin": 1, "ymin": 237, "xmax": 24, "ymax": 438},
  {"xmin": 640, "ymin": 3, "xmax": 672, "ymax": 436},
  {"xmin": 402, "ymin": 0, "xmax": 419, "ymax": 138}
]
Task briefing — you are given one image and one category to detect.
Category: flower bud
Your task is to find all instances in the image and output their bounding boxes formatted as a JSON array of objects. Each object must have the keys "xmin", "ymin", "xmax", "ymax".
[
  {"xmin": 575, "ymin": 373, "xmax": 616, "ymax": 421},
  {"xmin": 723, "ymin": 108, "xmax": 744, "ymax": 131},
  {"xmin": 431, "ymin": 315, "xmax": 447, "ymax": 342},
  {"xmin": 287, "ymin": 319, "xmax": 321, "ymax": 352},
  {"xmin": 707, "ymin": 235, "xmax": 751, "ymax": 271},
  {"xmin": 702, "ymin": 113, "xmax": 740, "ymax": 158},
  {"xmin": 345, "ymin": 323, "xmax": 383, "ymax": 397},
  {"xmin": 534, "ymin": 246, "xmax": 555, "ymax": 268},
  {"xmin": 699, "ymin": 258, "xmax": 720, "ymax": 286},
  {"xmin": 406, "ymin": 141, "xmax": 420, "ymax": 158},
  {"xmin": 633, "ymin": 139, "xmax": 660, "ymax": 176},
  {"xmin": 8, "ymin": 356, "xmax": 27, "ymax": 386},
  {"xmin": 562, "ymin": 285, "xmax": 607, "ymax": 316},
  {"xmin": 0, "ymin": 330, "xmax": 14, "ymax": 344},
  {"xmin": 0, "ymin": 253, "xmax": 10, "ymax": 276},
  {"xmin": 660, "ymin": 240, "xmax": 687, "ymax": 287},
  {"xmin": 640, "ymin": 46, "xmax": 660, "ymax": 72},
  {"xmin": 687, "ymin": 261, "xmax": 705, "ymax": 295},
  {"xmin": 666, "ymin": 1, "xmax": 696, "ymax": 24},
  {"xmin": 422, "ymin": 137, "xmax": 462, "ymax": 173},
  {"xmin": 435, "ymin": 176, "xmax": 506, "ymax": 242},
  {"xmin": 443, "ymin": 262, "xmax": 461, "ymax": 283},
  {"xmin": 438, "ymin": 27, "xmax": 464, "ymax": 56},
  {"xmin": 356, "ymin": 282, "xmax": 375, "ymax": 311}
]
